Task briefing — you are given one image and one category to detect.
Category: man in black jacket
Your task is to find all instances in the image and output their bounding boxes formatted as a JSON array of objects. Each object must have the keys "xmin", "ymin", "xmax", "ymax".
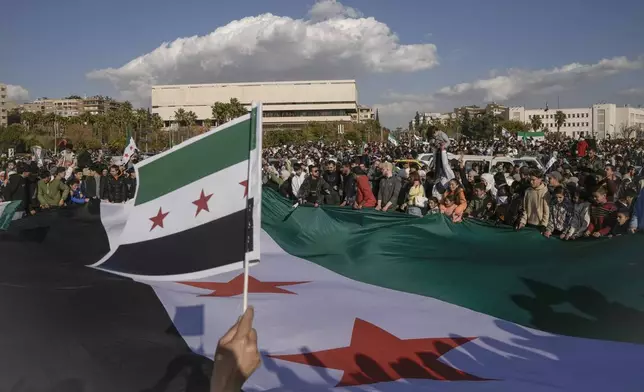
[
  {"xmin": 340, "ymin": 162, "xmax": 356, "ymax": 207},
  {"xmin": 125, "ymin": 168, "xmax": 137, "ymax": 200},
  {"xmin": 106, "ymin": 165, "xmax": 128, "ymax": 203},
  {"xmin": 3, "ymin": 162, "xmax": 34, "ymax": 214}
]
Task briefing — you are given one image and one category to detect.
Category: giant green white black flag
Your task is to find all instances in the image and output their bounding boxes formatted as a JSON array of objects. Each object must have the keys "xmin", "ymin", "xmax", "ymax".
[{"xmin": 92, "ymin": 104, "xmax": 263, "ymax": 280}]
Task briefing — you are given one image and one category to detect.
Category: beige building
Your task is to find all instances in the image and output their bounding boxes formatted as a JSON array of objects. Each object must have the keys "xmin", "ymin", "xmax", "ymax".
[
  {"xmin": 151, "ymin": 80, "xmax": 363, "ymax": 129},
  {"xmin": 19, "ymin": 96, "xmax": 123, "ymax": 116},
  {"xmin": 83, "ymin": 96, "xmax": 122, "ymax": 114},
  {"xmin": 0, "ymin": 84, "xmax": 7, "ymax": 127},
  {"xmin": 508, "ymin": 104, "xmax": 644, "ymax": 139}
]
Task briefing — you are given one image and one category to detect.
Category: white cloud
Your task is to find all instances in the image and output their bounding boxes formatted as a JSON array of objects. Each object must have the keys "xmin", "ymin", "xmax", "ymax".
[
  {"xmin": 5, "ymin": 84, "xmax": 30, "ymax": 102},
  {"xmin": 433, "ymin": 56, "xmax": 644, "ymax": 102},
  {"xmin": 87, "ymin": 0, "xmax": 438, "ymax": 105},
  {"xmin": 308, "ymin": 0, "xmax": 362, "ymax": 20},
  {"xmin": 376, "ymin": 56, "xmax": 644, "ymax": 126},
  {"xmin": 620, "ymin": 87, "xmax": 644, "ymax": 97}
]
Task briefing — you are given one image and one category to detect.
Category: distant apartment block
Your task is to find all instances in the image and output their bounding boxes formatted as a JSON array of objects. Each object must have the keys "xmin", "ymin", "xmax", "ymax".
[
  {"xmin": 19, "ymin": 96, "xmax": 123, "ymax": 117},
  {"xmin": 0, "ymin": 83, "xmax": 7, "ymax": 127}
]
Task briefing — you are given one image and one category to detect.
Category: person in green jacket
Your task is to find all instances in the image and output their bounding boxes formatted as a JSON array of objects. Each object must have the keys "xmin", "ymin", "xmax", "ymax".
[{"xmin": 37, "ymin": 168, "xmax": 70, "ymax": 209}]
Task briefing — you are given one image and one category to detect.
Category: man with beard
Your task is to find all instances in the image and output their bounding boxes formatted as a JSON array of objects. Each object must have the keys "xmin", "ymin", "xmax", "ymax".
[{"xmin": 322, "ymin": 160, "xmax": 341, "ymax": 205}]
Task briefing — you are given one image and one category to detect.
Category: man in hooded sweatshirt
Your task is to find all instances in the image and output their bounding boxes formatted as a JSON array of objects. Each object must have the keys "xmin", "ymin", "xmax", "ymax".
[{"xmin": 517, "ymin": 169, "xmax": 550, "ymax": 232}]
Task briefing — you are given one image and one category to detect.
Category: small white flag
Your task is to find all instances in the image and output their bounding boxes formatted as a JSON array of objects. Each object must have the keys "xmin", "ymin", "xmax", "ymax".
[{"xmin": 122, "ymin": 137, "xmax": 138, "ymax": 164}]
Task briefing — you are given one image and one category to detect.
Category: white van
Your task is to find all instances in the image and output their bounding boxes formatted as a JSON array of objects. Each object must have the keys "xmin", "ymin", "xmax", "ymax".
[{"xmin": 418, "ymin": 153, "xmax": 544, "ymax": 173}]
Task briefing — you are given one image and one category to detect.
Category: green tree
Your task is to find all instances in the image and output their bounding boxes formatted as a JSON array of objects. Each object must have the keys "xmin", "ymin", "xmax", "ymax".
[
  {"xmin": 228, "ymin": 98, "xmax": 247, "ymax": 119},
  {"xmin": 554, "ymin": 110, "xmax": 566, "ymax": 133},
  {"xmin": 499, "ymin": 119, "xmax": 528, "ymax": 134},
  {"xmin": 530, "ymin": 115, "xmax": 543, "ymax": 131}
]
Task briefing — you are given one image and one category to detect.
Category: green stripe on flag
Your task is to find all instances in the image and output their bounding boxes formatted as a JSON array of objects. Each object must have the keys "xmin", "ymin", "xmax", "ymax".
[
  {"xmin": 260, "ymin": 188, "xmax": 644, "ymax": 345},
  {"xmin": 135, "ymin": 118, "xmax": 251, "ymax": 205},
  {"xmin": 250, "ymin": 107, "xmax": 257, "ymax": 151},
  {"xmin": 0, "ymin": 201, "xmax": 22, "ymax": 230}
]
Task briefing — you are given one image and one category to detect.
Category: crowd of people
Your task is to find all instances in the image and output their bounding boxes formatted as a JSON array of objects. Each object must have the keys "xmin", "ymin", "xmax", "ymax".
[
  {"xmin": 1, "ymin": 146, "xmax": 137, "ymax": 215},
  {"xmin": 261, "ymin": 133, "xmax": 644, "ymax": 238},
  {"xmin": 2, "ymin": 132, "xmax": 644, "ymax": 238}
]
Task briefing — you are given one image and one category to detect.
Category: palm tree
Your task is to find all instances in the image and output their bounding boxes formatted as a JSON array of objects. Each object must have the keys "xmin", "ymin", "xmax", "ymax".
[
  {"xmin": 554, "ymin": 111, "xmax": 566, "ymax": 133},
  {"xmin": 530, "ymin": 115, "xmax": 543, "ymax": 131},
  {"xmin": 211, "ymin": 102, "xmax": 229, "ymax": 126},
  {"xmin": 173, "ymin": 108, "xmax": 187, "ymax": 127}
]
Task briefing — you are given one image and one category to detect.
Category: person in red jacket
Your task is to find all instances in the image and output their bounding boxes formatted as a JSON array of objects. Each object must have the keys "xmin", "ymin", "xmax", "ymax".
[
  {"xmin": 353, "ymin": 167, "xmax": 376, "ymax": 209},
  {"xmin": 577, "ymin": 137, "xmax": 589, "ymax": 158},
  {"xmin": 585, "ymin": 185, "xmax": 617, "ymax": 238}
]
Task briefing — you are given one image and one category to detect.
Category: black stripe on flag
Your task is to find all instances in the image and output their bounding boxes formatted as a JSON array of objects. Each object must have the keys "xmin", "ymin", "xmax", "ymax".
[
  {"xmin": 101, "ymin": 200, "xmax": 255, "ymax": 277},
  {"xmin": 0, "ymin": 234, "xmax": 211, "ymax": 391}
]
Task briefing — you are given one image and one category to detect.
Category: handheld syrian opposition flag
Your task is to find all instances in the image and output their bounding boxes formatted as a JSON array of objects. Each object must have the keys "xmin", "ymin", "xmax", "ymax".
[
  {"xmin": 122, "ymin": 128, "xmax": 138, "ymax": 164},
  {"xmin": 0, "ymin": 201, "xmax": 22, "ymax": 230},
  {"xmin": 388, "ymin": 134, "xmax": 399, "ymax": 146},
  {"xmin": 93, "ymin": 104, "xmax": 262, "ymax": 281}
]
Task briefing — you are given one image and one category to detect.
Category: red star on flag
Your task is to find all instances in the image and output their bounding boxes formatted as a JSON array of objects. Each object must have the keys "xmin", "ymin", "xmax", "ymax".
[
  {"xmin": 269, "ymin": 318, "xmax": 489, "ymax": 387},
  {"xmin": 124, "ymin": 153, "xmax": 129, "ymax": 158},
  {"xmin": 239, "ymin": 180, "xmax": 248, "ymax": 197},
  {"xmin": 149, "ymin": 207, "xmax": 169, "ymax": 231},
  {"xmin": 192, "ymin": 189, "xmax": 213, "ymax": 217},
  {"xmin": 180, "ymin": 274, "xmax": 309, "ymax": 297}
]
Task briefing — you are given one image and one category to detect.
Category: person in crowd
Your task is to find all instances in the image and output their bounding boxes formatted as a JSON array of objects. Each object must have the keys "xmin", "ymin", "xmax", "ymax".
[
  {"xmin": 401, "ymin": 171, "xmax": 425, "ymax": 217},
  {"xmin": 465, "ymin": 183, "xmax": 493, "ymax": 220},
  {"xmin": 585, "ymin": 185, "xmax": 617, "ymax": 238},
  {"xmin": 599, "ymin": 164, "xmax": 620, "ymax": 202},
  {"xmin": 84, "ymin": 165, "xmax": 100, "ymax": 199},
  {"xmin": 2, "ymin": 162, "xmax": 34, "ymax": 214},
  {"xmin": 610, "ymin": 209, "xmax": 632, "ymax": 237},
  {"xmin": 517, "ymin": 169, "xmax": 550, "ymax": 232},
  {"xmin": 106, "ymin": 165, "xmax": 128, "ymax": 204},
  {"xmin": 67, "ymin": 179, "xmax": 90, "ymax": 205},
  {"xmin": 443, "ymin": 179, "xmax": 467, "ymax": 217},
  {"xmin": 352, "ymin": 166, "xmax": 376, "ymax": 209},
  {"xmin": 544, "ymin": 186, "xmax": 572, "ymax": 238},
  {"xmin": 426, "ymin": 197, "xmax": 440, "ymax": 215},
  {"xmin": 339, "ymin": 163, "xmax": 356, "ymax": 207},
  {"xmin": 440, "ymin": 194, "xmax": 462, "ymax": 222},
  {"xmin": 493, "ymin": 172, "xmax": 511, "ymax": 221},
  {"xmin": 125, "ymin": 168, "xmax": 137, "ymax": 200},
  {"xmin": 291, "ymin": 163, "xmax": 306, "ymax": 198},
  {"xmin": 297, "ymin": 165, "xmax": 330, "ymax": 207},
  {"xmin": 629, "ymin": 188, "xmax": 644, "ymax": 233},
  {"xmin": 561, "ymin": 189, "xmax": 590, "ymax": 240},
  {"xmin": 376, "ymin": 162, "xmax": 401, "ymax": 212},
  {"xmin": 37, "ymin": 167, "xmax": 69, "ymax": 209},
  {"xmin": 322, "ymin": 160, "xmax": 341, "ymax": 205}
]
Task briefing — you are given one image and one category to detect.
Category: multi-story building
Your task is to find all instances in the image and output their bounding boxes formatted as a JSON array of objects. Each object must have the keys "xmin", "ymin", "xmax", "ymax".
[
  {"xmin": 20, "ymin": 98, "xmax": 84, "ymax": 117},
  {"xmin": 151, "ymin": 80, "xmax": 363, "ymax": 129},
  {"xmin": 355, "ymin": 105, "xmax": 375, "ymax": 121},
  {"xmin": 508, "ymin": 104, "xmax": 644, "ymax": 139},
  {"xmin": 83, "ymin": 96, "xmax": 121, "ymax": 114},
  {"xmin": 508, "ymin": 106, "xmax": 592, "ymax": 138},
  {"xmin": 0, "ymin": 83, "xmax": 7, "ymax": 127}
]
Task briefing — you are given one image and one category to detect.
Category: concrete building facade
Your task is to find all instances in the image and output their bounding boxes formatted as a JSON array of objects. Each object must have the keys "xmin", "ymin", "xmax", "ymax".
[
  {"xmin": 507, "ymin": 104, "xmax": 644, "ymax": 139},
  {"xmin": 151, "ymin": 80, "xmax": 362, "ymax": 129},
  {"xmin": 0, "ymin": 84, "xmax": 7, "ymax": 127}
]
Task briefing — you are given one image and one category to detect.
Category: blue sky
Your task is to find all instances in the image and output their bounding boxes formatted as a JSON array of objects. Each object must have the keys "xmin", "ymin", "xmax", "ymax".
[{"xmin": 1, "ymin": 0, "xmax": 643, "ymax": 127}]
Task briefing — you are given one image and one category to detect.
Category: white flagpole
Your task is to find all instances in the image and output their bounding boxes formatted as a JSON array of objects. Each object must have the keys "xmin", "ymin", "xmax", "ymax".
[{"xmin": 242, "ymin": 103, "xmax": 262, "ymax": 312}]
